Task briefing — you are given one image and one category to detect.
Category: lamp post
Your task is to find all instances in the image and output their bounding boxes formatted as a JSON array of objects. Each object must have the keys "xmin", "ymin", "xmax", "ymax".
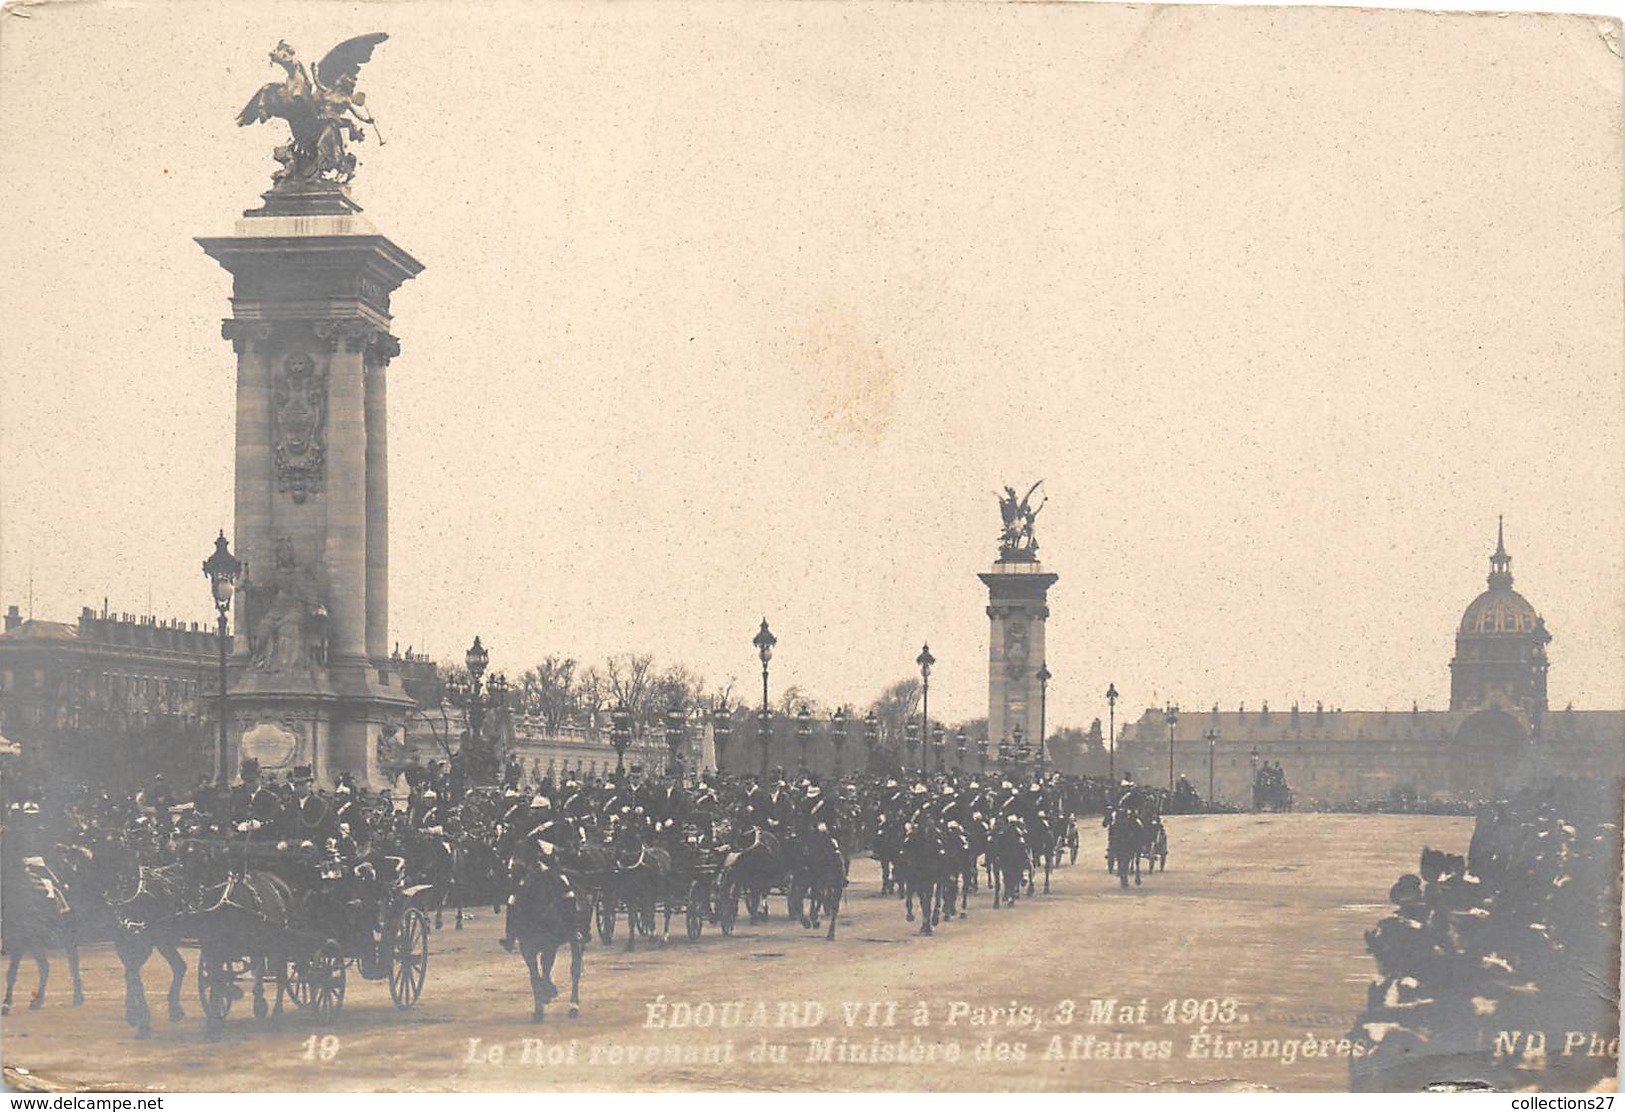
[
  {"xmin": 711, "ymin": 700, "xmax": 733, "ymax": 771},
  {"xmin": 795, "ymin": 705, "xmax": 814, "ymax": 773},
  {"xmin": 1036, "ymin": 662, "xmax": 1051, "ymax": 777},
  {"xmin": 831, "ymin": 706, "xmax": 850, "ymax": 777},
  {"xmin": 1165, "ymin": 703, "xmax": 1179, "ymax": 793},
  {"xmin": 664, "ymin": 703, "xmax": 687, "ymax": 783},
  {"xmin": 1249, "ymin": 745, "xmax": 1260, "ymax": 812},
  {"xmin": 1106, "ymin": 682, "xmax": 1118, "ymax": 784},
  {"xmin": 753, "ymin": 619, "xmax": 776, "ymax": 778},
  {"xmin": 954, "ymin": 727, "xmax": 968, "ymax": 770},
  {"xmin": 977, "ymin": 735, "xmax": 989, "ymax": 773},
  {"xmin": 916, "ymin": 644, "xmax": 934, "ymax": 774},
  {"xmin": 1205, "ymin": 728, "xmax": 1219, "ymax": 812},
  {"xmin": 904, "ymin": 715, "xmax": 921, "ymax": 771},
  {"xmin": 201, "ymin": 531, "xmax": 241, "ymax": 787},
  {"xmin": 931, "ymin": 721, "xmax": 946, "ymax": 771},
  {"xmin": 609, "ymin": 702, "xmax": 633, "ymax": 776},
  {"xmin": 863, "ymin": 709, "xmax": 879, "ymax": 768}
]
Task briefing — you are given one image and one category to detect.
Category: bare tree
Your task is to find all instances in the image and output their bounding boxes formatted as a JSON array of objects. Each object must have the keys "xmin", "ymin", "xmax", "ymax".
[
  {"xmin": 521, "ymin": 655, "xmax": 578, "ymax": 732},
  {"xmin": 605, "ymin": 652, "xmax": 657, "ymax": 736}
]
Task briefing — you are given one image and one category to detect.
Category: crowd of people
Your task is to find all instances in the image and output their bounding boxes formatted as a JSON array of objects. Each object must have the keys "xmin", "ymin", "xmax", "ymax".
[{"xmin": 1351, "ymin": 778, "xmax": 1621, "ymax": 1091}]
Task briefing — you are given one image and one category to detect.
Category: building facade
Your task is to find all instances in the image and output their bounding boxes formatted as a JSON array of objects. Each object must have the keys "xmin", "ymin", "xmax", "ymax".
[{"xmin": 1117, "ymin": 527, "xmax": 1622, "ymax": 805}]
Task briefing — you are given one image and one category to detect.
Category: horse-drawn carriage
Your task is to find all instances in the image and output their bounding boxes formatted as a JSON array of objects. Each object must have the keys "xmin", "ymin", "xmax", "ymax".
[
  {"xmin": 1252, "ymin": 778, "xmax": 1294, "ymax": 813},
  {"xmin": 175, "ymin": 839, "xmax": 433, "ymax": 1035}
]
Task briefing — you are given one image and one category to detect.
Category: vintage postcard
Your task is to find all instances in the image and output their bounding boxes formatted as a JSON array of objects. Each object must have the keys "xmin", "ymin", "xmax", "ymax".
[{"xmin": 1, "ymin": 0, "xmax": 1620, "ymax": 1095}]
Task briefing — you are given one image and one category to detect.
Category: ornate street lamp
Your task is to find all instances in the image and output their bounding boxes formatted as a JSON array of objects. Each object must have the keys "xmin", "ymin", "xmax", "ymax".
[
  {"xmin": 904, "ymin": 715, "xmax": 921, "ymax": 770},
  {"xmin": 976, "ymin": 735, "xmax": 989, "ymax": 773},
  {"xmin": 916, "ymin": 644, "xmax": 935, "ymax": 773},
  {"xmin": 831, "ymin": 706, "xmax": 850, "ymax": 776},
  {"xmin": 1165, "ymin": 702, "xmax": 1180, "ymax": 793},
  {"xmin": 931, "ymin": 721, "xmax": 946, "ymax": 769},
  {"xmin": 795, "ymin": 704, "xmax": 814, "ymax": 772},
  {"xmin": 1013, "ymin": 723, "xmax": 1029, "ymax": 771},
  {"xmin": 1205, "ymin": 728, "xmax": 1220, "ymax": 812},
  {"xmin": 609, "ymin": 702, "xmax": 634, "ymax": 775},
  {"xmin": 711, "ymin": 699, "xmax": 733, "ymax": 768},
  {"xmin": 954, "ymin": 727, "xmax": 968, "ymax": 769},
  {"xmin": 202, "ymin": 531, "xmax": 241, "ymax": 787},
  {"xmin": 863, "ymin": 709, "xmax": 880, "ymax": 765},
  {"xmin": 753, "ymin": 618, "xmax": 776, "ymax": 778},
  {"xmin": 1106, "ymin": 682, "xmax": 1119, "ymax": 784},
  {"xmin": 664, "ymin": 703, "xmax": 687, "ymax": 782},
  {"xmin": 1036, "ymin": 661, "xmax": 1051, "ymax": 777}
]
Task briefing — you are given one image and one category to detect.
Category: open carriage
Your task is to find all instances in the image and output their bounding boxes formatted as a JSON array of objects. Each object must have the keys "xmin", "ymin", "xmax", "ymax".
[{"xmin": 181, "ymin": 840, "xmax": 434, "ymax": 1032}]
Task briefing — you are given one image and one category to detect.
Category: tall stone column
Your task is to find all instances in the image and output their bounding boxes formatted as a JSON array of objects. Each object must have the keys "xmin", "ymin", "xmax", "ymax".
[
  {"xmin": 198, "ymin": 188, "xmax": 423, "ymax": 788},
  {"xmin": 364, "ymin": 355, "xmax": 392, "ymax": 664},
  {"xmin": 980, "ymin": 560, "xmax": 1058, "ymax": 754}
]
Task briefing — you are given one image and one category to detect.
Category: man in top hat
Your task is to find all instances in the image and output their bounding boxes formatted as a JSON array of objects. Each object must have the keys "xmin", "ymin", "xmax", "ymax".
[{"xmin": 276, "ymin": 765, "xmax": 337, "ymax": 850}]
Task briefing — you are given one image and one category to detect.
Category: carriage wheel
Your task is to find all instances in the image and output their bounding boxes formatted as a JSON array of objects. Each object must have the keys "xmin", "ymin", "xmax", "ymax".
[
  {"xmin": 308, "ymin": 941, "xmax": 347, "ymax": 1024},
  {"xmin": 286, "ymin": 959, "xmax": 313, "ymax": 1010},
  {"xmin": 718, "ymin": 893, "xmax": 737, "ymax": 936},
  {"xmin": 685, "ymin": 884, "xmax": 704, "ymax": 941},
  {"xmin": 388, "ymin": 908, "xmax": 430, "ymax": 1009},
  {"xmin": 198, "ymin": 957, "xmax": 240, "ymax": 1021},
  {"xmin": 595, "ymin": 896, "xmax": 617, "ymax": 944}
]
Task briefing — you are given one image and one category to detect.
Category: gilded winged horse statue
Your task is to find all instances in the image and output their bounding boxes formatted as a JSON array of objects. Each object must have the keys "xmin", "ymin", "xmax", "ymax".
[{"xmin": 237, "ymin": 33, "xmax": 389, "ymax": 186}]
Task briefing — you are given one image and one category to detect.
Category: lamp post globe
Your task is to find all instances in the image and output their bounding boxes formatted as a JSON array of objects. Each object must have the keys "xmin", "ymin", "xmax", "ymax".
[
  {"xmin": 831, "ymin": 706, "xmax": 850, "ymax": 776},
  {"xmin": 1106, "ymin": 682, "xmax": 1119, "ymax": 784},
  {"xmin": 753, "ymin": 619, "xmax": 776, "ymax": 777},
  {"xmin": 609, "ymin": 702, "xmax": 634, "ymax": 776},
  {"xmin": 954, "ymin": 726, "xmax": 968, "ymax": 770},
  {"xmin": 201, "ymin": 531, "xmax": 241, "ymax": 787},
  {"xmin": 916, "ymin": 644, "xmax": 934, "ymax": 771},
  {"xmin": 711, "ymin": 700, "xmax": 733, "ymax": 771}
]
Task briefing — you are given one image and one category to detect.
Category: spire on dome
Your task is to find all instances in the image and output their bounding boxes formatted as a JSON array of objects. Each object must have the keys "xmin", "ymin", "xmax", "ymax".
[{"xmin": 1488, "ymin": 515, "xmax": 1513, "ymax": 589}]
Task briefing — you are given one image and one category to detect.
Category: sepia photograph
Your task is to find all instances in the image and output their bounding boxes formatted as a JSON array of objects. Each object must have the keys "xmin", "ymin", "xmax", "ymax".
[{"xmin": 0, "ymin": 0, "xmax": 1621, "ymax": 1095}]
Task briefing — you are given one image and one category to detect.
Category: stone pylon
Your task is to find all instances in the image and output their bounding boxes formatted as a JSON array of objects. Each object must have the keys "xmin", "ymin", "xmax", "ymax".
[
  {"xmin": 198, "ymin": 186, "xmax": 423, "ymax": 788},
  {"xmin": 980, "ymin": 558, "xmax": 1058, "ymax": 756}
]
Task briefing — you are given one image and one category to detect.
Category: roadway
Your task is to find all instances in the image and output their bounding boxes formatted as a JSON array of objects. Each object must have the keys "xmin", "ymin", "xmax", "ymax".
[{"xmin": 2, "ymin": 812, "xmax": 1475, "ymax": 1092}]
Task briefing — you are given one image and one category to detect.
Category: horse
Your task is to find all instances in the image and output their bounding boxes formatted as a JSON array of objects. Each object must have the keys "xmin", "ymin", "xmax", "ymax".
[
  {"xmin": 872, "ymin": 811, "xmax": 905, "ymax": 895},
  {"xmin": 505, "ymin": 847, "xmax": 586, "ymax": 1023},
  {"xmin": 716, "ymin": 827, "xmax": 786, "ymax": 930},
  {"xmin": 609, "ymin": 832, "xmax": 672, "ymax": 952},
  {"xmin": 1103, "ymin": 807, "xmax": 1145, "ymax": 889},
  {"xmin": 1, "ymin": 858, "xmax": 84, "ymax": 1017},
  {"xmin": 896, "ymin": 813, "xmax": 950, "ymax": 935},
  {"xmin": 950, "ymin": 813, "xmax": 989, "ymax": 917},
  {"xmin": 787, "ymin": 830, "xmax": 846, "ymax": 940},
  {"xmin": 1139, "ymin": 818, "xmax": 1169, "ymax": 874},
  {"xmin": 182, "ymin": 869, "xmax": 295, "ymax": 1039},
  {"xmin": 988, "ymin": 814, "xmax": 1030, "ymax": 908},
  {"xmin": 107, "ymin": 862, "xmax": 193, "ymax": 1037}
]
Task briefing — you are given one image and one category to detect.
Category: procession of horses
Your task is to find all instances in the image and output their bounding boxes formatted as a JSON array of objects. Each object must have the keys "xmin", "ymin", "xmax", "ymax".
[{"xmin": 0, "ymin": 760, "xmax": 1176, "ymax": 1033}]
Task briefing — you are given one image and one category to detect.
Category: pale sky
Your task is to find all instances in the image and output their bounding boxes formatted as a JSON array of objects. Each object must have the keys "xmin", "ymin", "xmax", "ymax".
[{"xmin": 2, "ymin": 0, "xmax": 1622, "ymax": 728}]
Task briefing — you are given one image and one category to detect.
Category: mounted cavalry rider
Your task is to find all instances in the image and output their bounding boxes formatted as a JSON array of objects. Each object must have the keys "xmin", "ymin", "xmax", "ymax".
[
  {"xmin": 796, "ymin": 782, "xmax": 837, "ymax": 843},
  {"xmin": 499, "ymin": 793, "xmax": 580, "ymax": 953},
  {"xmin": 8, "ymin": 799, "xmax": 71, "ymax": 915}
]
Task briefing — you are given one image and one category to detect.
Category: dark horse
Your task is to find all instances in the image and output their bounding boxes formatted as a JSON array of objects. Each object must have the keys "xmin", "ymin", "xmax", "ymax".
[
  {"xmin": 505, "ymin": 847, "xmax": 586, "ymax": 1022},
  {"xmin": 183, "ymin": 869, "xmax": 294, "ymax": 1039},
  {"xmin": 1, "ymin": 859, "xmax": 84, "ymax": 1016},
  {"xmin": 107, "ymin": 862, "xmax": 193, "ymax": 1037},
  {"xmin": 897, "ymin": 814, "xmax": 950, "ymax": 935},
  {"xmin": 988, "ymin": 814, "xmax": 1030, "ymax": 908},
  {"xmin": 786, "ymin": 831, "xmax": 846, "ymax": 940},
  {"xmin": 717, "ymin": 828, "xmax": 785, "ymax": 931},
  {"xmin": 610, "ymin": 832, "xmax": 672, "ymax": 953},
  {"xmin": 1104, "ymin": 807, "xmax": 1145, "ymax": 889}
]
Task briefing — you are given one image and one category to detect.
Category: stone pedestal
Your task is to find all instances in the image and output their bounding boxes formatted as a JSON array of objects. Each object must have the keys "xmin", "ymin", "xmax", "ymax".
[
  {"xmin": 198, "ymin": 185, "xmax": 423, "ymax": 788},
  {"xmin": 979, "ymin": 559, "xmax": 1058, "ymax": 751}
]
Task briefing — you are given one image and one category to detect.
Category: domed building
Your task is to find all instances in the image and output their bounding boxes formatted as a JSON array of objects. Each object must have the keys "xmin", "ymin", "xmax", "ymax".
[
  {"xmin": 1115, "ymin": 522, "xmax": 1622, "ymax": 805},
  {"xmin": 1449, "ymin": 518, "xmax": 1550, "ymax": 714}
]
